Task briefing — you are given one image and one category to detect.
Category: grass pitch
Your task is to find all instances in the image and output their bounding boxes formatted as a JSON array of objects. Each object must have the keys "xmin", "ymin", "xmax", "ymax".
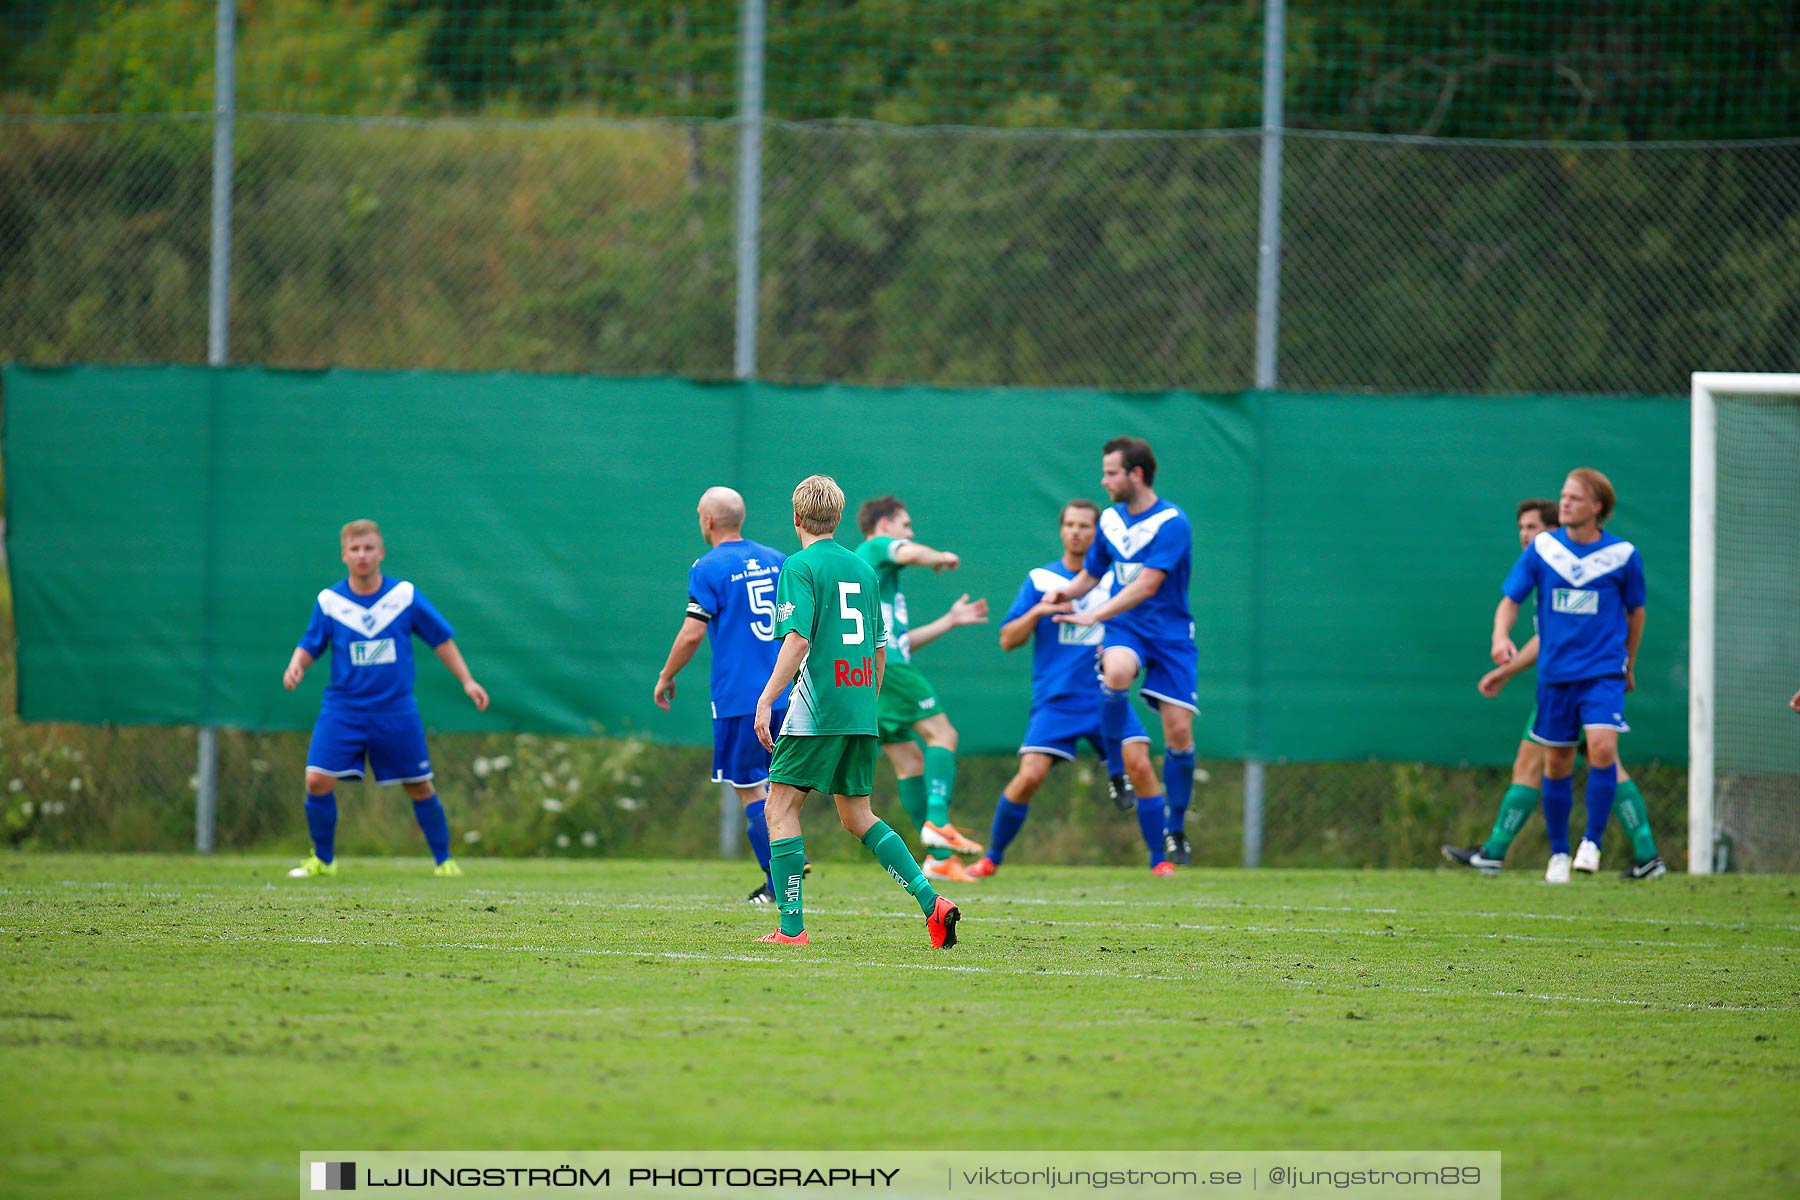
[{"xmin": 3, "ymin": 852, "xmax": 1796, "ymax": 1199}]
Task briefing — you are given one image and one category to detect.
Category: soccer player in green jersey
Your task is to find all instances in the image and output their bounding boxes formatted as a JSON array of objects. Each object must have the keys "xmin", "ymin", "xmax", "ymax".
[
  {"xmin": 752, "ymin": 475, "xmax": 961, "ymax": 948},
  {"xmin": 854, "ymin": 496, "xmax": 990, "ymax": 884},
  {"xmin": 1442, "ymin": 497, "xmax": 1666, "ymax": 879}
]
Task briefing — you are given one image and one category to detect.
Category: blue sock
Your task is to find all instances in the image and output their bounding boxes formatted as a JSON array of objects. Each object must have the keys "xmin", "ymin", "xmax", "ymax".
[
  {"xmin": 744, "ymin": 798, "xmax": 773, "ymax": 886},
  {"xmin": 1541, "ymin": 776, "xmax": 1574, "ymax": 856},
  {"xmin": 304, "ymin": 792, "xmax": 337, "ymax": 863},
  {"xmin": 1584, "ymin": 764, "xmax": 1618, "ymax": 846},
  {"xmin": 1163, "ymin": 749, "xmax": 1195, "ymax": 834},
  {"xmin": 1136, "ymin": 795, "xmax": 1168, "ymax": 865},
  {"xmin": 987, "ymin": 795, "xmax": 1030, "ymax": 866},
  {"xmin": 412, "ymin": 794, "xmax": 452, "ymax": 864},
  {"xmin": 1100, "ymin": 686, "xmax": 1130, "ymax": 774}
]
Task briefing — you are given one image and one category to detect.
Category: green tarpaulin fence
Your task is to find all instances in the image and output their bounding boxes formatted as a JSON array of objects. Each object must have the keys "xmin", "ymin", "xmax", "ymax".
[{"xmin": 2, "ymin": 365, "xmax": 1690, "ymax": 764}]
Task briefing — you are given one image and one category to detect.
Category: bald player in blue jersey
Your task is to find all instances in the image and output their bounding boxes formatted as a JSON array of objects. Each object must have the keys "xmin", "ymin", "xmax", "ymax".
[
  {"xmin": 1045, "ymin": 437, "xmax": 1198, "ymax": 874},
  {"xmin": 967, "ymin": 499, "xmax": 1156, "ymax": 877},
  {"xmin": 283, "ymin": 519, "xmax": 489, "ymax": 878},
  {"xmin": 1492, "ymin": 468, "xmax": 1646, "ymax": 884},
  {"xmin": 654, "ymin": 486, "xmax": 789, "ymax": 903}
]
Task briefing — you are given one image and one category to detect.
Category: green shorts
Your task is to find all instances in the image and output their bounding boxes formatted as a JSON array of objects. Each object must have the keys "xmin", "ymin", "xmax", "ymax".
[
  {"xmin": 769, "ymin": 733, "xmax": 879, "ymax": 797},
  {"xmin": 877, "ymin": 660, "xmax": 943, "ymax": 743}
]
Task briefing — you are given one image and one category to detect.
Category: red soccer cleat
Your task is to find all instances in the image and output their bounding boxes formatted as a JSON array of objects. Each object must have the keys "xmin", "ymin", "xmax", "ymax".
[
  {"xmin": 1151, "ymin": 861, "xmax": 1178, "ymax": 877},
  {"xmin": 926, "ymin": 895, "xmax": 961, "ymax": 949},
  {"xmin": 966, "ymin": 857, "xmax": 998, "ymax": 878},
  {"xmin": 757, "ymin": 929, "xmax": 810, "ymax": 945}
]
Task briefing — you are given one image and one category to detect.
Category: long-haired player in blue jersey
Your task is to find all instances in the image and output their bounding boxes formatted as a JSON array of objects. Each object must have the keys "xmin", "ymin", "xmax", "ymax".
[
  {"xmin": 283, "ymin": 519, "xmax": 489, "ymax": 878},
  {"xmin": 1044, "ymin": 437, "xmax": 1198, "ymax": 875},
  {"xmin": 1491, "ymin": 468, "xmax": 1646, "ymax": 884},
  {"xmin": 653, "ymin": 487, "xmax": 790, "ymax": 903},
  {"xmin": 967, "ymin": 499, "xmax": 1157, "ymax": 877}
]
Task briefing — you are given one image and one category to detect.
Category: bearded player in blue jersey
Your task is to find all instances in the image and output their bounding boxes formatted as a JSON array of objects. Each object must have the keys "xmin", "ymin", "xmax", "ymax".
[
  {"xmin": 967, "ymin": 499, "xmax": 1157, "ymax": 877},
  {"xmin": 654, "ymin": 486, "xmax": 790, "ymax": 903},
  {"xmin": 1491, "ymin": 468, "xmax": 1646, "ymax": 884},
  {"xmin": 1045, "ymin": 437, "xmax": 1198, "ymax": 875},
  {"xmin": 283, "ymin": 519, "xmax": 489, "ymax": 878}
]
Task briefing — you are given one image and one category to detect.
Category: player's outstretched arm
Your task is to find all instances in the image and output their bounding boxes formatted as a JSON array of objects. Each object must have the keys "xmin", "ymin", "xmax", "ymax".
[
  {"xmin": 755, "ymin": 631, "xmax": 810, "ymax": 750},
  {"xmin": 653, "ymin": 617, "xmax": 709, "ymax": 710},
  {"xmin": 1490, "ymin": 597, "xmax": 1522, "ymax": 665},
  {"xmin": 1055, "ymin": 568, "xmax": 1164, "ymax": 627},
  {"xmin": 999, "ymin": 600, "xmax": 1069, "ymax": 650},
  {"xmin": 1478, "ymin": 635, "xmax": 1538, "ymax": 697},
  {"xmin": 282, "ymin": 648, "xmax": 315, "ymax": 690},
  {"xmin": 1624, "ymin": 607, "xmax": 1645, "ymax": 692},
  {"xmin": 433, "ymin": 640, "xmax": 489, "ymax": 712},
  {"xmin": 892, "ymin": 541, "xmax": 960, "ymax": 573},
  {"xmin": 909, "ymin": 594, "xmax": 990, "ymax": 651},
  {"xmin": 1042, "ymin": 570, "xmax": 1099, "ymax": 606}
]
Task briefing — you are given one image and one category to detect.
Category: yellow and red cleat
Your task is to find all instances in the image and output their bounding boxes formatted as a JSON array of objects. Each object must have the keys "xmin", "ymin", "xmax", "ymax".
[
  {"xmin": 1151, "ymin": 861, "xmax": 1178, "ymax": 877},
  {"xmin": 757, "ymin": 929, "xmax": 811, "ymax": 945},
  {"xmin": 926, "ymin": 895, "xmax": 961, "ymax": 949},
  {"xmin": 921, "ymin": 822, "xmax": 985, "ymax": 856}
]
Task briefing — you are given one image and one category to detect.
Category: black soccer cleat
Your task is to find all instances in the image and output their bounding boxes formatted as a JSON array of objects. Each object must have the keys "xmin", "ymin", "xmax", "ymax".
[
  {"xmin": 1164, "ymin": 829, "xmax": 1192, "ymax": 866},
  {"xmin": 1441, "ymin": 844, "xmax": 1504, "ymax": 874},
  {"xmin": 1108, "ymin": 772, "xmax": 1136, "ymax": 812},
  {"xmin": 1619, "ymin": 856, "xmax": 1667, "ymax": 881},
  {"xmin": 747, "ymin": 882, "xmax": 775, "ymax": 904}
]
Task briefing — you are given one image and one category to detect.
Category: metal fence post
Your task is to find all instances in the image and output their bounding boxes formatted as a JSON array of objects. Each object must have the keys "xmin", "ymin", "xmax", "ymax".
[
  {"xmin": 196, "ymin": 0, "xmax": 237, "ymax": 854},
  {"xmin": 719, "ymin": 0, "xmax": 768, "ymax": 860},
  {"xmin": 1245, "ymin": 0, "xmax": 1287, "ymax": 867}
]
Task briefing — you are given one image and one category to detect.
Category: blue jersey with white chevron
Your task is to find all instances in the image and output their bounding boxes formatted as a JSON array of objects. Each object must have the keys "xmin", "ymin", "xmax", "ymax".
[
  {"xmin": 298, "ymin": 577, "xmax": 454, "ymax": 714},
  {"xmin": 1502, "ymin": 528, "xmax": 1646, "ymax": 684},
  {"xmin": 1082, "ymin": 498, "xmax": 1193, "ymax": 643},
  {"xmin": 687, "ymin": 539, "xmax": 788, "ymax": 718},
  {"xmin": 1003, "ymin": 559, "xmax": 1119, "ymax": 705}
]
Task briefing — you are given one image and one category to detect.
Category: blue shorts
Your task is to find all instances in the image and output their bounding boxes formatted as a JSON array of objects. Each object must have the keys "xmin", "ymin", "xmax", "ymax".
[
  {"xmin": 1019, "ymin": 695, "xmax": 1150, "ymax": 762},
  {"xmin": 1531, "ymin": 677, "xmax": 1629, "ymax": 747},
  {"xmin": 1102, "ymin": 626, "xmax": 1199, "ymax": 713},
  {"xmin": 713, "ymin": 708, "xmax": 784, "ymax": 788},
  {"xmin": 307, "ymin": 708, "xmax": 433, "ymax": 785}
]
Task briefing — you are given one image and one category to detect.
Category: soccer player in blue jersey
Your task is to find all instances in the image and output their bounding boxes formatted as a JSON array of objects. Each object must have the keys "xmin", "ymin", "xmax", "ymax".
[
  {"xmin": 1491, "ymin": 469, "xmax": 1646, "ymax": 884},
  {"xmin": 654, "ymin": 486, "xmax": 789, "ymax": 903},
  {"xmin": 283, "ymin": 519, "xmax": 489, "ymax": 878},
  {"xmin": 967, "ymin": 500, "xmax": 1158, "ymax": 877},
  {"xmin": 1443, "ymin": 497, "xmax": 1665, "ymax": 879},
  {"xmin": 1045, "ymin": 437, "xmax": 1197, "ymax": 875}
]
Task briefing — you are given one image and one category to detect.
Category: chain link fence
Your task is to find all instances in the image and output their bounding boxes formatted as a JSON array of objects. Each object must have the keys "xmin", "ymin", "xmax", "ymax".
[{"xmin": 7, "ymin": 1, "xmax": 1786, "ymax": 867}]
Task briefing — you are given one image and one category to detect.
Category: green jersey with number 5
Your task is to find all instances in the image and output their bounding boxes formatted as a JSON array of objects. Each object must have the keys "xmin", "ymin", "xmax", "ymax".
[{"xmin": 773, "ymin": 538, "xmax": 888, "ymax": 736}]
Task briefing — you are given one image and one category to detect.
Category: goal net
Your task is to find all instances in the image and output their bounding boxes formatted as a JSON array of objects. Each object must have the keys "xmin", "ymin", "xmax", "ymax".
[{"xmin": 1690, "ymin": 373, "xmax": 1800, "ymax": 873}]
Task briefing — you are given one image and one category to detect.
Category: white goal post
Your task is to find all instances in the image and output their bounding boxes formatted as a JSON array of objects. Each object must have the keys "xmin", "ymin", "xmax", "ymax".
[{"xmin": 1688, "ymin": 371, "xmax": 1800, "ymax": 874}]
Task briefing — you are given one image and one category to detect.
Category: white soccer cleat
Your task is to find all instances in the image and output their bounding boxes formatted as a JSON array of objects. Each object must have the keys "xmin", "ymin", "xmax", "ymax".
[
  {"xmin": 1544, "ymin": 853, "xmax": 1572, "ymax": 884},
  {"xmin": 1573, "ymin": 839, "xmax": 1602, "ymax": 874}
]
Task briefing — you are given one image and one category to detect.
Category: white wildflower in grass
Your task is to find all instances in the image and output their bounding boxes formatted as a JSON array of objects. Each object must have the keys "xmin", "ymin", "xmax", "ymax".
[
  {"xmin": 540, "ymin": 771, "xmax": 556, "ymax": 787},
  {"xmin": 250, "ymin": 759, "xmax": 271, "ymax": 774},
  {"xmin": 1194, "ymin": 766, "xmax": 1211, "ymax": 783},
  {"xmin": 555, "ymin": 834, "xmax": 571, "ymax": 848},
  {"xmin": 19, "ymin": 802, "xmax": 32, "ymax": 818},
  {"xmin": 7, "ymin": 779, "xmax": 21, "ymax": 793},
  {"xmin": 472, "ymin": 757, "xmax": 492, "ymax": 779},
  {"xmin": 462, "ymin": 829, "xmax": 482, "ymax": 844},
  {"xmin": 540, "ymin": 798, "xmax": 564, "ymax": 813},
  {"xmin": 615, "ymin": 796, "xmax": 641, "ymax": 812},
  {"xmin": 69, "ymin": 778, "xmax": 82, "ymax": 792},
  {"xmin": 579, "ymin": 830, "xmax": 598, "ymax": 847},
  {"xmin": 491, "ymin": 756, "xmax": 512, "ymax": 772}
]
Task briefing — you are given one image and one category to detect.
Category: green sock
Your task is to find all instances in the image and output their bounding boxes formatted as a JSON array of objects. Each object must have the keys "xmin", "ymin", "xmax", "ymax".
[
  {"xmin": 1613, "ymin": 780, "xmax": 1659, "ymax": 862},
  {"xmin": 860, "ymin": 820, "xmax": 939, "ymax": 916},
  {"xmin": 769, "ymin": 835, "xmax": 807, "ymax": 936},
  {"xmin": 925, "ymin": 746, "xmax": 957, "ymax": 827},
  {"xmin": 1483, "ymin": 784, "xmax": 1540, "ymax": 859},
  {"xmin": 897, "ymin": 774, "xmax": 927, "ymax": 830}
]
